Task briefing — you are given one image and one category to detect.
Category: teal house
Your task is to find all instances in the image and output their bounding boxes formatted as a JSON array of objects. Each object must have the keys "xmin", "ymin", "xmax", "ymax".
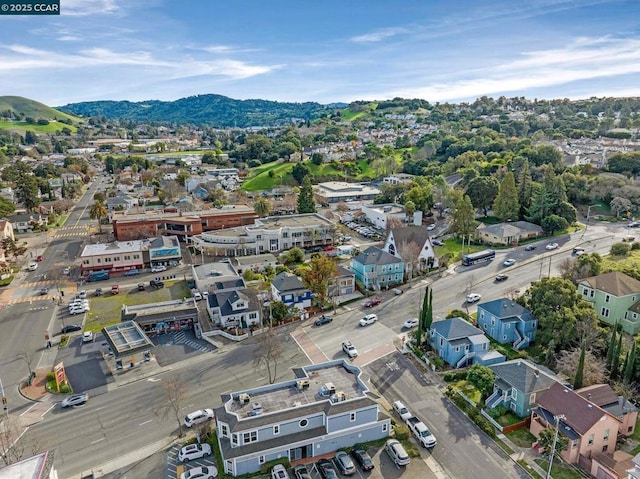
[
  {"xmin": 477, "ymin": 299, "xmax": 537, "ymax": 350},
  {"xmin": 578, "ymin": 271, "xmax": 640, "ymax": 334},
  {"xmin": 350, "ymin": 246, "xmax": 404, "ymax": 291}
]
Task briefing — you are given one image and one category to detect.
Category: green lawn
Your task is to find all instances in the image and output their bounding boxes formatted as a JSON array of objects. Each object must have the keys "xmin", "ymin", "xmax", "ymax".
[
  {"xmin": 534, "ymin": 459, "xmax": 582, "ymax": 479},
  {"xmin": 0, "ymin": 119, "xmax": 77, "ymax": 133},
  {"xmin": 506, "ymin": 427, "xmax": 537, "ymax": 448},
  {"xmin": 436, "ymin": 238, "xmax": 486, "ymax": 263},
  {"xmin": 453, "ymin": 380, "xmax": 481, "ymax": 403},
  {"xmin": 84, "ymin": 280, "xmax": 191, "ymax": 331}
]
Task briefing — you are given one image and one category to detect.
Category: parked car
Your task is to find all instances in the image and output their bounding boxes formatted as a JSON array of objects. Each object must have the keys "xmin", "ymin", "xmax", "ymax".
[
  {"xmin": 503, "ymin": 258, "xmax": 516, "ymax": 266},
  {"xmin": 293, "ymin": 465, "xmax": 311, "ymax": 479},
  {"xmin": 124, "ymin": 269, "xmax": 139, "ymax": 276},
  {"xmin": 314, "ymin": 315, "xmax": 333, "ymax": 326},
  {"xmin": 36, "ymin": 255, "xmax": 44, "ymax": 262},
  {"xmin": 359, "ymin": 314, "xmax": 377, "ymax": 327},
  {"xmin": 432, "ymin": 239, "xmax": 444, "ymax": 246},
  {"xmin": 466, "ymin": 293, "xmax": 482, "ymax": 303},
  {"xmin": 82, "ymin": 332, "xmax": 93, "ymax": 343},
  {"xmin": 178, "ymin": 443, "xmax": 212, "ymax": 462},
  {"xmin": 403, "ymin": 318, "xmax": 419, "ymax": 329},
  {"xmin": 385, "ymin": 439, "xmax": 410, "ymax": 466},
  {"xmin": 545, "ymin": 242, "xmax": 559, "ymax": 250},
  {"xmin": 352, "ymin": 449, "xmax": 374, "ymax": 471},
  {"xmin": 334, "ymin": 451, "xmax": 356, "ymax": 475},
  {"xmin": 179, "ymin": 465, "xmax": 218, "ymax": 479},
  {"xmin": 572, "ymin": 247, "xmax": 586, "ymax": 255},
  {"xmin": 270, "ymin": 464, "xmax": 290, "ymax": 479},
  {"xmin": 363, "ymin": 297, "xmax": 381, "ymax": 308},
  {"xmin": 392, "ymin": 288, "xmax": 403, "ymax": 295},
  {"xmin": 137, "ymin": 283, "xmax": 146, "ymax": 291},
  {"xmin": 495, "ymin": 273, "xmax": 509, "ymax": 282},
  {"xmin": 77, "ymin": 290, "xmax": 87, "ymax": 299},
  {"xmin": 62, "ymin": 267, "xmax": 70, "ymax": 275},
  {"xmin": 94, "ymin": 288, "xmax": 103, "ymax": 297},
  {"xmin": 317, "ymin": 459, "xmax": 338, "ymax": 479},
  {"xmin": 28, "ymin": 262, "xmax": 38, "ymax": 271},
  {"xmin": 427, "ymin": 223, "xmax": 436, "ymax": 231},
  {"xmin": 341, "ymin": 340, "xmax": 358, "ymax": 358},
  {"xmin": 70, "ymin": 306, "xmax": 89, "ymax": 315},
  {"xmin": 192, "ymin": 291, "xmax": 203, "ymax": 301},
  {"xmin": 392, "ymin": 400, "xmax": 412, "ymax": 422},
  {"xmin": 61, "ymin": 324, "xmax": 82, "ymax": 334},
  {"xmin": 60, "ymin": 392, "xmax": 88, "ymax": 408},
  {"xmin": 151, "ymin": 265, "xmax": 167, "ymax": 273},
  {"xmin": 111, "ymin": 285, "xmax": 120, "ymax": 294},
  {"xmin": 150, "ymin": 279, "xmax": 165, "ymax": 289},
  {"xmin": 524, "ymin": 244, "xmax": 537, "ymax": 251},
  {"xmin": 184, "ymin": 409, "xmax": 214, "ymax": 428}
]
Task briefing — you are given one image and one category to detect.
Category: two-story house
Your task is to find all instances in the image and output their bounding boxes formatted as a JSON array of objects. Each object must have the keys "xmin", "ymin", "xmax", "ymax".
[
  {"xmin": 383, "ymin": 225, "xmax": 438, "ymax": 280},
  {"xmin": 206, "ymin": 288, "xmax": 261, "ymax": 329},
  {"xmin": 271, "ymin": 272, "xmax": 312, "ymax": 311},
  {"xmin": 486, "ymin": 359, "xmax": 562, "ymax": 417},
  {"xmin": 214, "ymin": 360, "xmax": 391, "ymax": 476},
  {"xmin": 329, "ymin": 266, "xmax": 356, "ymax": 298},
  {"xmin": 428, "ymin": 317, "xmax": 505, "ymax": 369},
  {"xmin": 576, "ymin": 384, "xmax": 637, "ymax": 437},
  {"xmin": 0, "ymin": 220, "xmax": 15, "ymax": 241},
  {"xmin": 578, "ymin": 271, "xmax": 640, "ymax": 334},
  {"xmin": 351, "ymin": 246, "xmax": 404, "ymax": 291},
  {"xmin": 477, "ymin": 299, "xmax": 537, "ymax": 350},
  {"xmin": 530, "ymin": 382, "xmax": 621, "ymax": 465}
]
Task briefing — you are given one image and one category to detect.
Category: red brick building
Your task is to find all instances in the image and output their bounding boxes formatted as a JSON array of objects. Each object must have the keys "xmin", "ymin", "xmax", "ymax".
[{"xmin": 111, "ymin": 205, "xmax": 258, "ymax": 241}]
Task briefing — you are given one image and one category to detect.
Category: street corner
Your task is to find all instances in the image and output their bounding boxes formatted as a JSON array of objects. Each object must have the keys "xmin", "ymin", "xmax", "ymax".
[
  {"xmin": 18, "ymin": 401, "xmax": 56, "ymax": 427},
  {"xmin": 18, "ymin": 368, "xmax": 53, "ymax": 402}
]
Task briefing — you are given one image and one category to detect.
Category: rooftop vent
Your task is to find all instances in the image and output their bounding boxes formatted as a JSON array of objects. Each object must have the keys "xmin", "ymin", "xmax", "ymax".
[
  {"xmin": 296, "ymin": 379, "xmax": 310, "ymax": 391},
  {"xmin": 238, "ymin": 393, "xmax": 250, "ymax": 404},
  {"xmin": 248, "ymin": 403, "xmax": 264, "ymax": 416}
]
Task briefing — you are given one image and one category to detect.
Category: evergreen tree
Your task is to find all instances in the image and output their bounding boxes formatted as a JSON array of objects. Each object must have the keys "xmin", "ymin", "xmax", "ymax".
[
  {"xmin": 573, "ymin": 342, "xmax": 585, "ymax": 389},
  {"xmin": 424, "ymin": 287, "xmax": 433, "ymax": 332},
  {"xmin": 517, "ymin": 159, "xmax": 533, "ymax": 219},
  {"xmin": 493, "ymin": 171, "xmax": 520, "ymax": 221},
  {"xmin": 451, "ymin": 194, "xmax": 475, "ymax": 238},
  {"xmin": 416, "ymin": 286, "xmax": 429, "ymax": 346},
  {"xmin": 624, "ymin": 342, "xmax": 636, "ymax": 385},
  {"xmin": 527, "ymin": 166, "xmax": 577, "ymax": 226},
  {"xmin": 606, "ymin": 327, "xmax": 617, "ymax": 371},
  {"xmin": 297, "ymin": 177, "xmax": 316, "ymax": 214},
  {"xmin": 15, "ymin": 175, "xmax": 41, "ymax": 212},
  {"xmin": 611, "ymin": 332, "xmax": 624, "ymax": 379}
]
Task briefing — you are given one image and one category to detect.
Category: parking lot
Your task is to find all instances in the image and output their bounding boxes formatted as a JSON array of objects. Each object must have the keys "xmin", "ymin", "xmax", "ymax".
[
  {"xmin": 151, "ymin": 330, "xmax": 217, "ymax": 367},
  {"xmin": 166, "ymin": 444, "xmax": 218, "ymax": 479}
]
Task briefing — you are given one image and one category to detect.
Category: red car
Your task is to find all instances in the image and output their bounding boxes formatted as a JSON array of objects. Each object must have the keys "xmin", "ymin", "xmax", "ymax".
[
  {"xmin": 36, "ymin": 255, "xmax": 44, "ymax": 262},
  {"xmin": 364, "ymin": 297, "xmax": 381, "ymax": 308}
]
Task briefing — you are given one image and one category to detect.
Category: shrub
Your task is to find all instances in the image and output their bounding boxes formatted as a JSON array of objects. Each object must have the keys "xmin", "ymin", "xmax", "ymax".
[
  {"xmin": 393, "ymin": 423, "xmax": 411, "ymax": 441},
  {"xmin": 443, "ymin": 371, "xmax": 467, "ymax": 382},
  {"xmin": 632, "ymin": 242, "xmax": 640, "ymax": 251},
  {"xmin": 611, "ymin": 242, "xmax": 630, "ymax": 256}
]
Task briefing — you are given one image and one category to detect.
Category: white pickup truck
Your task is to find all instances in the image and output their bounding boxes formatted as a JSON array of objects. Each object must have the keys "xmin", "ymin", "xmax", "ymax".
[{"xmin": 406, "ymin": 416, "xmax": 437, "ymax": 449}]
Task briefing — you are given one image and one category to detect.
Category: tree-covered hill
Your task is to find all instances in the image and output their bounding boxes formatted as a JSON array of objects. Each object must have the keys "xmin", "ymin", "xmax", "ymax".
[{"xmin": 59, "ymin": 94, "xmax": 345, "ymax": 127}]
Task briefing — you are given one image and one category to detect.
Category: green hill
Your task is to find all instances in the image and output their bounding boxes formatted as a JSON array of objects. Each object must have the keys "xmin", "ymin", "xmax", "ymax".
[{"xmin": 0, "ymin": 96, "xmax": 79, "ymax": 122}]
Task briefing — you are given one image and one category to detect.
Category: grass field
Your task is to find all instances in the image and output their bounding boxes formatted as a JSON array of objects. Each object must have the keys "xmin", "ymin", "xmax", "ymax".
[
  {"xmin": 506, "ymin": 427, "xmax": 537, "ymax": 448},
  {"xmin": 0, "ymin": 96, "xmax": 79, "ymax": 122},
  {"xmin": 84, "ymin": 280, "xmax": 191, "ymax": 332},
  {"xmin": 0, "ymin": 120, "xmax": 78, "ymax": 134}
]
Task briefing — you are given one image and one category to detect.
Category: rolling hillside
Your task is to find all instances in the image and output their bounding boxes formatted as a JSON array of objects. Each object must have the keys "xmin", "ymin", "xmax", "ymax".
[{"xmin": 0, "ymin": 96, "xmax": 78, "ymax": 122}]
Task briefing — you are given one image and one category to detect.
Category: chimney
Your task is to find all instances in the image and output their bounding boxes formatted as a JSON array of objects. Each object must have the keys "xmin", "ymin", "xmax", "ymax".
[{"xmin": 534, "ymin": 369, "xmax": 540, "ymax": 378}]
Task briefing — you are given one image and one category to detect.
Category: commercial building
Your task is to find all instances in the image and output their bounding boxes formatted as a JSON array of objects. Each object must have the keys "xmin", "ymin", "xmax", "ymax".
[
  {"xmin": 214, "ymin": 360, "xmax": 390, "ymax": 476},
  {"xmin": 190, "ymin": 214, "xmax": 337, "ymax": 257},
  {"xmin": 111, "ymin": 205, "xmax": 258, "ymax": 241},
  {"xmin": 80, "ymin": 236, "xmax": 182, "ymax": 274},
  {"xmin": 120, "ymin": 299, "xmax": 199, "ymax": 334},
  {"xmin": 313, "ymin": 181, "xmax": 380, "ymax": 204}
]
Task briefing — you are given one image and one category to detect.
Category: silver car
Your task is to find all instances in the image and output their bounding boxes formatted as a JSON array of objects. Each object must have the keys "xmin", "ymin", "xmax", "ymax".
[
  {"xmin": 61, "ymin": 392, "xmax": 88, "ymax": 408},
  {"xmin": 178, "ymin": 443, "xmax": 212, "ymax": 462}
]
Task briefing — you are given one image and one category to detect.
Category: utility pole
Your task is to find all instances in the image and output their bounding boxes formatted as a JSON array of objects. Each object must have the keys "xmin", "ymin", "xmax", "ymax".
[
  {"xmin": 0, "ymin": 375, "xmax": 8, "ymax": 418},
  {"xmin": 546, "ymin": 414, "xmax": 566, "ymax": 479}
]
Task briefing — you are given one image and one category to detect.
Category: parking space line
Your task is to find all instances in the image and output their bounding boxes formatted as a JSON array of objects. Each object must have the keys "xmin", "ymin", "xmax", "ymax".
[
  {"xmin": 139, "ymin": 419, "xmax": 152, "ymax": 426},
  {"xmin": 91, "ymin": 438, "xmax": 105, "ymax": 445}
]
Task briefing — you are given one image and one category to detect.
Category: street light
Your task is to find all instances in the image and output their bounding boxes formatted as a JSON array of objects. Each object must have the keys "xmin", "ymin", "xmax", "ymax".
[
  {"xmin": 586, "ymin": 205, "xmax": 598, "ymax": 224},
  {"xmin": 546, "ymin": 414, "xmax": 566, "ymax": 479}
]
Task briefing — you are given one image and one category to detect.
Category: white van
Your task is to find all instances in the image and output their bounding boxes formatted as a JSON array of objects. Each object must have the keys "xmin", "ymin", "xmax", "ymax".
[
  {"xmin": 385, "ymin": 439, "xmax": 410, "ymax": 466},
  {"xmin": 392, "ymin": 400, "xmax": 412, "ymax": 422}
]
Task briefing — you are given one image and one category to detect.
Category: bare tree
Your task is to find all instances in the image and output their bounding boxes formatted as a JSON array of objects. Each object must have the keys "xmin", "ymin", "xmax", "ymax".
[
  {"xmin": 556, "ymin": 348, "xmax": 607, "ymax": 387},
  {"xmin": 16, "ymin": 351, "xmax": 36, "ymax": 382},
  {"xmin": 253, "ymin": 329, "xmax": 284, "ymax": 384},
  {"xmin": 399, "ymin": 240, "xmax": 422, "ymax": 281},
  {"xmin": 159, "ymin": 180, "xmax": 181, "ymax": 203},
  {"xmin": 0, "ymin": 416, "xmax": 25, "ymax": 466},
  {"xmin": 154, "ymin": 376, "xmax": 188, "ymax": 437}
]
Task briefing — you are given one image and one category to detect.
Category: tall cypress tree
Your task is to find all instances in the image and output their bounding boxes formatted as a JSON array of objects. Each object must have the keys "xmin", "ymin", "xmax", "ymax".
[
  {"xmin": 416, "ymin": 286, "xmax": 429, "ymax": 346},
  {"xmin": 611, "ymin": 333, "xmax": 624, "ymax": 380},
  {"xmin": 297, "ymin": 177, "xmax": 317, "ymax": 214},
  {"xmin": 606, "ymin": 327, "xmax": 617, "ymax": 371},
  {"xmin": 573, "ymin": 342, "xmax": 586, "ymax": 389},
  {"xmin": 624, "ymin": 342, "xmax": 636, "ymax": 385},
  {"xmin": 424, "ymin": 287, "xmax": 433, "ymax": 332}
]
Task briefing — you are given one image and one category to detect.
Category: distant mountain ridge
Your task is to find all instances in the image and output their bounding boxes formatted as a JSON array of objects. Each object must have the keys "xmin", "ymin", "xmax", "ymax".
[{"xmin": 59, "ymin": 94, "xmax": 346, "ymax": 127}]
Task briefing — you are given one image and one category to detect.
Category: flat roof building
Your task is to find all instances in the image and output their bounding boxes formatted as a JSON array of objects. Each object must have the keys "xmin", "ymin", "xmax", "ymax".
[{"xmin": 313, "ymin": 181, "xmax": 380, "ymax": 203}]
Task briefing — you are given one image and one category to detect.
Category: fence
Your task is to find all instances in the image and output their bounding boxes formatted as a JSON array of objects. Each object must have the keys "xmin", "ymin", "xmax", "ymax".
[{"xmin": 480, "ymin": 409, "xmax": 530, "ymax": 433}]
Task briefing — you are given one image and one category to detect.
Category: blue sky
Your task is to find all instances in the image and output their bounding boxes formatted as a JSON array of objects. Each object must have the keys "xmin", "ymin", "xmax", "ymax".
[{"xmin": 0, "ymin": 0, "xmax": 639, "ymax": 106}]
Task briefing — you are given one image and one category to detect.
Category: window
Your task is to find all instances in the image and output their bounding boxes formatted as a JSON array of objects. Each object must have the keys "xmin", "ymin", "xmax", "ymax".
[
  {"xmin": 299, "ymin": 419, "xmax": 308, "ymax": 428},
  {"xmin": 243, "ymin": 431, "xmax": 258, "ymax": 444},
  {"xmin": 83, "ymin": 260, "xmax": 89, "ymax": 265},
  {"xmin": 455, "ymin": 346, "xmax": 459, "ymax": 352},
  {"xmin": 221, "ymin": 424, "xmax": 229, "ymax": 437},
  {"xmin": 605, "ymin": 294, "xmax": 611, "ymax": 303},
  {"xmin": 350, "ymin": 412, "xmax": 356, "ymax": 422},
  {"xmin": 491, "ymin": 318, "xmax": 495, "ymax": 326},
  {"xmin": 382, "ymin": 423, "xmax": 388, "ymax": 432},
  {"xmin": 283, "ymin": 232, "xmax": 288, "ymax": 238},
  {"xmin": 590, "ymin": 289, "xmax": 595, "ymax": 298},
  {"xmin": 273, "ymin": 425, "xmax": 280, "ymax": 435},
  {"xmin": 231, "ymin": 433, "xmax": 238, "ymax": 446},
  {"xmin": 572, "ymin": 439, "xmax": 578, "ymax": 448},
  {"xmin": 601, "ymin": 307, "xmax": 610, "ymax": 318},
  {"xmin": 256, "ymin": 235, "xmax": 262, "ymax": 240},
  {"xmin": 603, "ymin": 429, "xmax": 609, "ymax": 440},
  {"xmin": 124, "ymin": 255, "xmax": 130, "ymax": 260},
  {"xmin": 602, "ymin": 444, "xmax": 608, "ymax": 452},
  {"xmin": 97, "ymin": 258, "xmax": 101, "ymax": 263},
  {"xmin": 440, "ymin": 338, "xmax": 444, "ymax": 346},
  {"xmin": 503, "ymin": 335, "xmax": 507, "ymax": 340},
  {"xmin": 511, "ymin": 389, "xmax": 517, "ymax": 399},
  {"xmin": 588, "ymin": 434, "xmax": 594, "ymax": 446},
  {"xmin": 480, "ymin": 312, "xmax": 484, "ymax": 320},
  {"xmin": 134, "ymin": 254, "xmax": 140, "ymax": 259},
  {"xmin": 259, "ymin": 455, "xmax": 265, "ymax": 465}
]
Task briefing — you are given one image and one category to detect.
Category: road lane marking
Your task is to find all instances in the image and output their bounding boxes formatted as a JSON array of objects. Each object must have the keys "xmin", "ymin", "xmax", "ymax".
[
  {"xmin": 139, "ymin": 419, "xmax": 152, "ymax": 426},
  {"xmin": 91, "ymin": 438, "xmax": 105, "ymax": 444}
]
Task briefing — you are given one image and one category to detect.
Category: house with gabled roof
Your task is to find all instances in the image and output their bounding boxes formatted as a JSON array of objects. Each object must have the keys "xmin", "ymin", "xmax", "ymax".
[
  {"xmin": 530, "ymin": 382, "xmax": 621, "ymax": 465},
  {"xmin": 576, "ymin": 384, "xmax": 637, "ymax": 437},
  {"xmin": 271, "ymin": 272, "xmax": 312, "ymax": 311},
  {"xmin": 351, "ymin": 245, "xmax": 404, "ymax": 291},
  {"xmin": 476, "ymin": 221, "xmax": 542, "ymax": 246},
  {"xmin": 477, "ymin": 298, "xmax": 537, "ymax": 350},
  {"xmin": 207, "ymin": 288, "xmax": 261, "ymax": 329},
  {"xmin": 578, "ymin": 271, "xmax": 640, "ymax": 334},
  {"xmin": 428, "ymin": 317, "xmax": 505, "ymax": 369},
  {"xmin": 383, "ymin": 225, "xmax": 437, "ymax": 279},
  {"xmin": 486, "ymin": 359, "xmax": 561, "ymax": 417}
]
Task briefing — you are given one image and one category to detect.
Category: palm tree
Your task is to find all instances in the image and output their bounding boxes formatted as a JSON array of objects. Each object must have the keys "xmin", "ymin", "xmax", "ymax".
[
  {"xmin": 89, "ymin": 200, "xmax": 108, "ymax": 233},
  {"xmin": 254, "ymin": 197, "xmax": 271, "ymax": 217}
]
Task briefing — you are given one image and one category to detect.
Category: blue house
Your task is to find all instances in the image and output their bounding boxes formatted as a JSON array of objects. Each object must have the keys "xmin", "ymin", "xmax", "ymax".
[
  {"xmin": 486, "ymin": 359, "xmax": 561, "ymax": 417},
  {"xmin": 477, "ymin": 299, "xmax": 537, "ymax": 350},
  {"xmin": 271, "ymin": 272, "xmax": 312, "ymax": 311},
  {"xmin": 428, "ymin": 317, "xmax": 505, "ymax": 369},
  {"xmin": 350, "ymin": 246, "xmax": 404, "ymax": 291}
]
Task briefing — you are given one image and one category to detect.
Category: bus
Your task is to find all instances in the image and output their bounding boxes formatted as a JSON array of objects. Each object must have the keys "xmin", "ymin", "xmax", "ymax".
[{"xmin": 462, "ymin": 249, "xmax": 496, "ymax": 266}]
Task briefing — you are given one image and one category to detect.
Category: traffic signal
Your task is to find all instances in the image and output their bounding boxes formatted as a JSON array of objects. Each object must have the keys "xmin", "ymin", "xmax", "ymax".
[
  {"xmin": 60, "ymin": 290, "xmax": 64, "ymax": 297},
  {"xmin": 1, "ymin": 396, "xmax": 7, "ymax": 405}
]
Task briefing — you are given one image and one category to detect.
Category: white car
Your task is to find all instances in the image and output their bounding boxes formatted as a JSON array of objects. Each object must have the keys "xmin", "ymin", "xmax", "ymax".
[
  {"xmin": 271, "ymin": 464, "xmax": 290, "ymax": 479},
  {"xmin": 359, "ymin": 314, "xmax": 378, "ymax": 327},
  {"xmin": 342, "ymin": 340, "xmax": 358, "ymax": 358},
  {"xmin": 466, "ymin": 293, "xmax": 482, "ymax": 303},
  {"xmin": 184, "ymin": 408, "xmax": 214, "ymax": 428},
  {"xmin": 28, "ymin": 262, "xmax": 38, "ymax": 271},
  {"xmin": 403, "ymin": 318, "xmax": 419, "ymax": 329},
  {"xmin": 545, "ymin": 243, "xmax": 559, "ymax": 250},
  {"xmin": 180, "ymin": 465, "xmax": 218, "ymax": 479},
  {"xmin": 62, "ymin": 267, "xmax": 70, "ymax": 275},
  {"xmin": 151, "ymin": 265, "xmax": 167, "ymax": 273},
  {"xmin": 77, "ymin": 290, "xmax": 87, "ymax": 299},
  {"xmin": 503, "ymin": 258, "xmax": 516, "ymax": 267},
  {"xmin": 178, "ymin": 443, "xmax": 212, "ymax": 462},
  {"xmin": 427, "ymin": 223, "xmax": 436, "ymax": 231},
  {"xmin": 82, "ymin": 332, "xmax": 93, "ymax": 343},
  {"xmin": 392, "ymin": 400, "xmax": 412, "ymax": 422},
  {"xmin": 60, "ymin": 392, "xmax": 88, "ymax": 408},
  {"xmin": 192, "ymin": 291, "xmax": 203, "ymax": 301},
  {"xmin": 70, "ymin": 306, "xmax": 89, "ymax": 315}
]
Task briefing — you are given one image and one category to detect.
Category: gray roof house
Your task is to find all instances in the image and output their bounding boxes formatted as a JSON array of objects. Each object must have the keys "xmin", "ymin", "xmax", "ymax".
[
  {"xmin": 487, "ymin": 359, "xmax": 561, "ymax": 417},
  {"xmin": 271, "ymin": 272, "xmax": 312, "ymax": 311},
  {"xmin": 476, "ymin": 221, "xmax": 543, "ymax": 245},
  {"xmin": 477, "ymin": 299, "xmax": 537, "ymax": 350},
  {"xmin": 351, "ymin": 246, "xmax": 404, "ymax": 290},
  {"xmin": 207, "ymin": 288, "xmax": 261, "ymax": 329},
  {"xmin": 384, "ymin": 225, "xmax": 438, "ymax": 278}
]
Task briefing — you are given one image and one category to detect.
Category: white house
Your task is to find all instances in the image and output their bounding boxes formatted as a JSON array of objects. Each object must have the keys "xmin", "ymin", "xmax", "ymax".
[{"xmin": 384, "ymin": 225, "xmax": 438, "ymax": 278}]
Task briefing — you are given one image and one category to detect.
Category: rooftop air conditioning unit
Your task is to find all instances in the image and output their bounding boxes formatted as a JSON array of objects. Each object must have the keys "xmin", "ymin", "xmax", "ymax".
[
  {"xmin": 238, "ymin": 393, "xmax": 250, "ymax": 404},
  {"xmin": 296, "ymin": 379, "xmax": 310, "ymax": 391},
  {"xmin": 249, "ymin": 403, "xmax": 264, "ymax": 416}
]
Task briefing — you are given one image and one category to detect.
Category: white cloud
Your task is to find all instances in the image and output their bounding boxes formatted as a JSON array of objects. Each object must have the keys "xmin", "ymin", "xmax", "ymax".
[
  {"xmin": 62, "ymin": 0, "xmax": 120, "ymax": 17},
  {"xmin": 351, "ymin": 27, "xmax": 409, "ymax": 43}
]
